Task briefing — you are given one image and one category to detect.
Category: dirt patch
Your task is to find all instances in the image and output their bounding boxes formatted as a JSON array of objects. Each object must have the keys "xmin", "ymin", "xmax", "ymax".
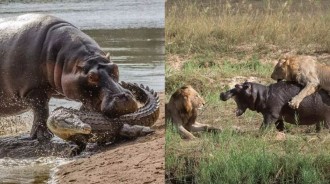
[
  {"xmin": 55, "ymin": 93, "xmax": 165, "ymax": 184},
  {"xmin": 166, "ymin": 55, "xmax": 188, "ymax": 71}
]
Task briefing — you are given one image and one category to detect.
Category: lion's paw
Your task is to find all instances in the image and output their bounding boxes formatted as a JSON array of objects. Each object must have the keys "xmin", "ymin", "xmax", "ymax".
[{"xmin": 289, "ymin": 98, "xmax": 301, "ymax": 109}]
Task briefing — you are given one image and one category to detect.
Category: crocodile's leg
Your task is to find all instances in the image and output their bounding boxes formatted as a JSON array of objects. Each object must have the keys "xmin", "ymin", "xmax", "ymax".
[
  {"xmin": 69, "ymin": 143, "xmax": 85, "ymax": 156},
  {"xmin": 119, "ymin": 124, "xmax": 154, "ymax": 138},
  {"xmin": 70, "ymin": 135, "xmax": 88, "ymax": 156}
]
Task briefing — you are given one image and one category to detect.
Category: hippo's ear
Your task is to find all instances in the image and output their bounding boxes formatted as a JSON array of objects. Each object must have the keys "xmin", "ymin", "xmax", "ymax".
[
  {"xmin": 235, "ymin": 84, "xmax": 243, "ymax": 89},
  {"xmin": 88, "ymin": 71, "xmax": 99, "ymax": 86},
  {"xmin": 243, "ymin": 82, "xmax": 250, "ymax": 89},
  {"xmin": 106, "ymin": 53, "xmax": 111, "ymax": 60},
  {"xmin": 76, "ymin": 62, "xmax": 85, "ymax": 72}
]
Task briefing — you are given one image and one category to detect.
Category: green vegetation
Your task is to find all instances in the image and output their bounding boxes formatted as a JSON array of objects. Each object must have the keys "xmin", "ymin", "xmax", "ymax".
[
  {"xmin": 166, "ymin": 0, "xmax": 330, "ymax": 183},
  {"xmin": 166, "ymin": 0, "xmax": 330, "ymax": 57},
  {"xmin": 166, "ymin": 54, "xmax": 273, "ymax": 94},
  {"xmin": 166, "ymin": 123, "xmax": 330, "ymax": 183}
]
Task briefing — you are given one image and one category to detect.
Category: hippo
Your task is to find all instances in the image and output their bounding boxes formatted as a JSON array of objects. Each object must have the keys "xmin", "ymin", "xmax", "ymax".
[
  {"xmin": 0, "ymin": 14, "xmax": 138, "ymax": 141},
  {"xmin": 220, "ymin": 81, "xmax": 330, "ymax": 131}
]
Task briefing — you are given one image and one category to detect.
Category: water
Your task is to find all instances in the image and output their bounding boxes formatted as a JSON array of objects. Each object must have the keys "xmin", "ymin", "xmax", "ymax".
[
  {"xmin": 0, "ymin": 0, "xmax": 164, "ymax": 183},
  {"xmin": 0, "ymin": 157, "xmax": 70, "ymax": 183},
  {"xmin": 0, "ymin": 0, "xmax": 164, "ymax": 29}
]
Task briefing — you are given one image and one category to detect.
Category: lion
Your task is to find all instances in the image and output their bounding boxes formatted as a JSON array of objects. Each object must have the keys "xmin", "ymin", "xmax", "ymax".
[
  {"xmin": 271, "ymin": 55, "xmax": 330, "ymax": 109},
  {"xmin": 165, "ymin": 85, "xmax": 221, "ymax": 139}
]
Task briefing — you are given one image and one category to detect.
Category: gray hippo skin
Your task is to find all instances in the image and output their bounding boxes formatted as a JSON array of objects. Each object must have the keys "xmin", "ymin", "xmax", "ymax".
[
  {"xmin": 0, "ymin": 14, "xmax": 138, "ymax": 141},
  {"xmin": 220, "ymin": 81, "xmax": 330, "ymax": 131}
]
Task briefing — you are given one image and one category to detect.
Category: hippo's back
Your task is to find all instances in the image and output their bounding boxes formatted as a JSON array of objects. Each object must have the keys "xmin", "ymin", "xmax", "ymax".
[
  {"xmin": 270, "ymin": 82, "xmax": 330, "ymax": 125},
  {"xmin": 0, "ymin": 14, "xmax": 72, "ymax": 47},
  {"xmin": 0, "ymin": 14, "xmax": 74, "ymax": 101},
  {"xmin": 0, "ymin": 14, "xmax": 70, "ymax": 42}
]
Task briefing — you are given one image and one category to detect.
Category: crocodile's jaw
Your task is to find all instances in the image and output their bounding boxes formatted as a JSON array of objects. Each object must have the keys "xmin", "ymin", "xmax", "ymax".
[
  {"xmin": 47, "ymin": 123, "xmax": 92, "ymax": 140},
  {"xmin": 47, "ymin": 113, "xmax": 92, "ymax": 140}
]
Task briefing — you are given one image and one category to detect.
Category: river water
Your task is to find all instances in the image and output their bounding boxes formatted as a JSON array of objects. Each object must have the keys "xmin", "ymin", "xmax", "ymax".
[{"xmin": 0, "ymin": 0, "xmax": 164, "ymax": 183}]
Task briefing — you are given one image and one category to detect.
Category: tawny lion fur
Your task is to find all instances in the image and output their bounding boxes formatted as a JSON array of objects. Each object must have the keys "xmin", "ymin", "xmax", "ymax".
[
  {"xmin": 165, "ymin": 85, "xmax": 221, "ymax": 139},
  {"xmin": 271, "ymin": 55, "xmax": 330, "ymax": 109}
]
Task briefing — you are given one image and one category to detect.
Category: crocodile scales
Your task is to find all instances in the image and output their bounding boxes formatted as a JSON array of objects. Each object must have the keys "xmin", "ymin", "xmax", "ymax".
[{"xmin": 47, "ymin": 82, "xmax": 160, "ymax": 154}]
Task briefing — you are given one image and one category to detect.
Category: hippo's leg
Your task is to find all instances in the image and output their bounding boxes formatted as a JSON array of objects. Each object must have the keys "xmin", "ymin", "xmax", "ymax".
[
  {"xmin": 26, "ymin": 89, "xmax": 53, "ymax": 141},
  {"xmin": 189, "ymin": 122, "xmax": 222, "ymax": 133},
  {"xmin": 315, "ymin": 122, "xmax": 321, "ymax": 132},
  {"xmin": 324, "ymin": 121, "xmax": 330, "ymax": 129},
  {"xmin": 275, "ymin": 120, "xmax": 284, "ymax": 132},
  {"xmin": 260, "ymin": 114, "xmax": 278, "ymax": 130},
  {"xmin": 315, "ymin": 121, "xmax": 329, "ymax": 132}
]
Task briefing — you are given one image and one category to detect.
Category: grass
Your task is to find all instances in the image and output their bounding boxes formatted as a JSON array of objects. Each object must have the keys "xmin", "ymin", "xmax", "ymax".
[
  {"xmin": 166, "ymin": 54, "xmax": 273, "ymax": 95},
  {"xmin": 166, "ymin": 122, "xmax": 330, "ymax": 183},
  {"xmin": 166, "ymin": 0, "xmax": 330, "ymax": 57},
  {"xmin": 166, "ymin": 0, "xmax": 330, "ymax": 183},
  {"xmin": 166, "ymin": 81, "xmax": 330, "ymax": 183}
]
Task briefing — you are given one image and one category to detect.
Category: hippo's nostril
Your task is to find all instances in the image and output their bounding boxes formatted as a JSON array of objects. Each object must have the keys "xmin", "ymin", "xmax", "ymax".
[{"xmin": 220, "ymin": 93, "xmax": 226, "ymax": 101}]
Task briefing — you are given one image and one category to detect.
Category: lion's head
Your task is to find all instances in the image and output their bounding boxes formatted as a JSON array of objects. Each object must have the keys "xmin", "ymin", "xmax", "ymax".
[
  {"xmin": 271, "ymin": 56, "xmax": 295, "ymax": 82},
  {"xmin": 170, "ymin": 85, "xmax": 205, "ymax": 113}
]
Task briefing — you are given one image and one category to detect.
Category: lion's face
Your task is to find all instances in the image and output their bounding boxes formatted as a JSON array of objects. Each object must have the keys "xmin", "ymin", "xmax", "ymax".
[
  {"xmin": 271, "ymin": 57, "xmax": 292, "ymax": 81},
  {"xmin": 170, "ymin": 85, "xmax": 205, "ymax": 114},
  {"xmin": 187, "ymin": 87, "xmax": 205, "ymax": 110}
]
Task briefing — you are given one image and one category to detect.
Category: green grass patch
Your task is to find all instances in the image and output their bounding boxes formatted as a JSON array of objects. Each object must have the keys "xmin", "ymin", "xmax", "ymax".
[
  {"xmin": 166, "ymin": 55, "xmax": 273, "ymax": 95},
  {"xmin": 166, "ymin": 123, "xmax": 330, "ymax": 184}
]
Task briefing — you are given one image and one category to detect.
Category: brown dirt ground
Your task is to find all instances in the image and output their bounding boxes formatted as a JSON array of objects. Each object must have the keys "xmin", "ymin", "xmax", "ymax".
[{"xmin": 55, "ymin": 93, "xmax": 165, "ymax": 184}]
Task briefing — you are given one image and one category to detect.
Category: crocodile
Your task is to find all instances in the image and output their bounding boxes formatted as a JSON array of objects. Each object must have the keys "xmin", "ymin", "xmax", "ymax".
[{"xmin": 47, "ymin": 82, "xmax": 160, "ymax": 154}]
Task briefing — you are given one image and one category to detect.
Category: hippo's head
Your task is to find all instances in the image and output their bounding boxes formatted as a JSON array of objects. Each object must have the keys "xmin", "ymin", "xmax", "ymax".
[
  {"xmin": 61, "ymin": 53, "xmax": 138, "ymax": 118},
  {"xmin": 220, "ymin": 82, "xmax": 256, "ymax": 116}
]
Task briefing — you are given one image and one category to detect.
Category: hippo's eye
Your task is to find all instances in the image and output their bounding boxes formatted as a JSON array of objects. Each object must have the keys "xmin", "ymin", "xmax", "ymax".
[
  {"xmin": 243, "ymin": 83, "xmax": 249, "ymax": 89},
  {"xmin": 88, "ymin": 71, "xmax": 99, "ymax": 85}
]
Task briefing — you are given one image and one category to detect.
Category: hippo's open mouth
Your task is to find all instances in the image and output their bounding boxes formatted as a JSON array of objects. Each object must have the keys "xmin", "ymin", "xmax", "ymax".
[
  {"xmin": 101, "ymin": 91, "xmax": 138, "ymax": 118},
  {"xmin": 220, "ymin": 90, "xmax": 246, "ymax": 116},
  {"xmin": 220, "ymin": 91, "xmax": 234, "ymax": 101},
  {"xmin": 235, "ymin": 107, "xmax": 246, "ymax": 116}
]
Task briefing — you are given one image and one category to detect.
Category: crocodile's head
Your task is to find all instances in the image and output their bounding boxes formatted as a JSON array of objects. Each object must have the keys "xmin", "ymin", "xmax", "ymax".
[{"xmin": 47, "ymin": 109, "xmax": 92, "ymax": 140}]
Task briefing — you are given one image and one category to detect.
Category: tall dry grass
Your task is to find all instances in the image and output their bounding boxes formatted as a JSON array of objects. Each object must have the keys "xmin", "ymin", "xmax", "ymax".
[{"xmin": 166, "ymin": 0, "xmax": 330, "ymax": 55}]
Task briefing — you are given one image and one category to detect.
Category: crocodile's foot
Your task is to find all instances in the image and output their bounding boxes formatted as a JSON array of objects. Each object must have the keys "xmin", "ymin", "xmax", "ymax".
[
  {"xmin": 69, "ymin": 142, "xmax": 86, "ymax": 156},
  {"xmin": 119, "ymin": 124, "xmax": 155, "ymax": 138}
]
